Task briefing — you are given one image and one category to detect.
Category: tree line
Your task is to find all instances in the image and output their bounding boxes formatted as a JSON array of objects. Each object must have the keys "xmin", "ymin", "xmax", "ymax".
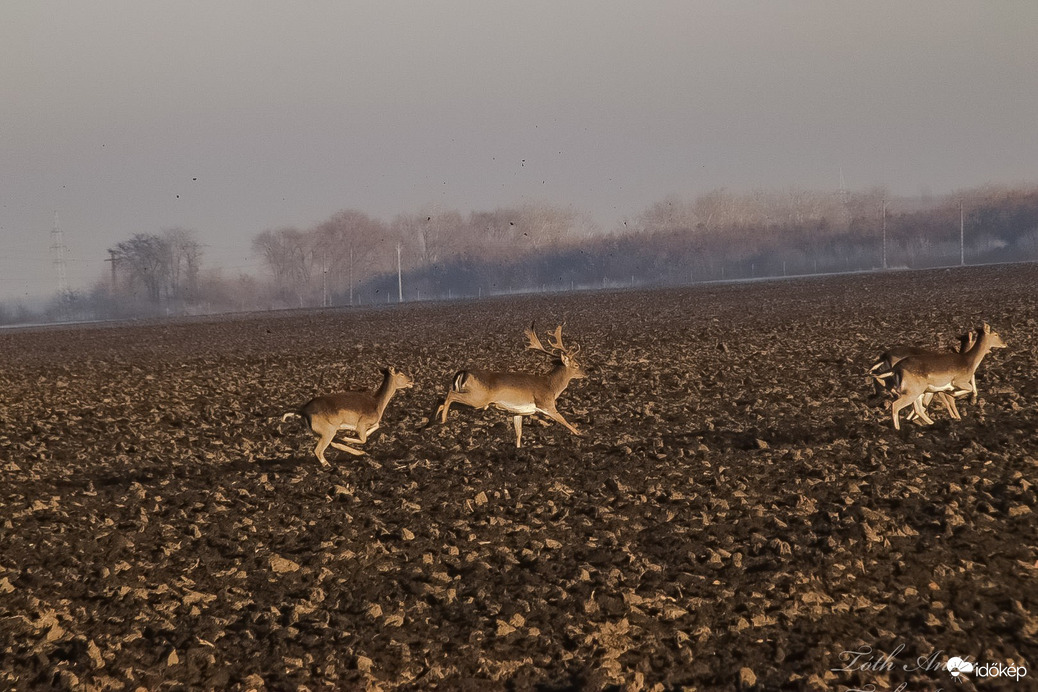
[{"xmin": 5, "ymin": 184, "xmax": 1037, "ymax": 325}]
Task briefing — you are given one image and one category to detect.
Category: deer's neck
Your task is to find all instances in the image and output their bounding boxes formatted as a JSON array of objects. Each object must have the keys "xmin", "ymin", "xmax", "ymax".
[
  {"xmin": 547, "ymin": 363, "xmax": 575, "ymax": 397},
  {"xmin": 373, "ymin": 378, "xmax": 398, "ymax": 417},
  {"xmin": 963, "ymin": 334, "xmax": 994, "ymax": 375}
]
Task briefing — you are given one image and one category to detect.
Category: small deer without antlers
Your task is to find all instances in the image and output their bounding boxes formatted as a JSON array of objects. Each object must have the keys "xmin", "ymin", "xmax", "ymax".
[
  {"xmin": 283, "ymin": 367, "xmax": 414, "ymax": 465},
  {"xmin": 435, "ymin": 323, "xmax": 587, "ymax": 448},
  {"xmin": 869, "ymin": 330, "xmax": 977, "ymax": 421},
  {"xmin": 889, "ymin": 323, "xmax": 1006, "ymax": 431}
]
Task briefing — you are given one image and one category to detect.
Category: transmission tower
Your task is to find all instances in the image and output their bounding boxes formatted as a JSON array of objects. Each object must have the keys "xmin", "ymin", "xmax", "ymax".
[{"xmin": 50, "ymin": 212, "xmax": 69, "ymax": 298}]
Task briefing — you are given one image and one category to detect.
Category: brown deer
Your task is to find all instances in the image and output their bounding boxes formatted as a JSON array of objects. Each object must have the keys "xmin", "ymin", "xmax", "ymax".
[
  {"xmin": 889, "ymin": 323, "xmax": 1007, "ymax": 430},
  {"xmin": 283, "ymin": 367, "xmax": 414, "ymax": 465},
  {"xmin": 869, "ymin": 330, "xmax": 977, "ymax": 421},
  {"xmin": 435, "ymin": 324, "xmax": 587, "ymax": 448}
]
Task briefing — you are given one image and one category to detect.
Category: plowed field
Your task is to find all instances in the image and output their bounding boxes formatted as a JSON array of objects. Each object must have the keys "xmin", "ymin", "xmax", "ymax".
[{"xmin": 2, "ymin": 264, "xmax": 1036, "ymax": 690}]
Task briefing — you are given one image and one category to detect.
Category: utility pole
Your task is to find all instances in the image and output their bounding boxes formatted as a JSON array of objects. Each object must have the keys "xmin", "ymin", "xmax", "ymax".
[
  {"xmin": 396, "ymin": 243, "xmax": 403, "ymax": 303},
  {"xmin": 882, "ymin": 198, "xmax": 888, "ymax": 270},
  {"xmin": 106, "ymin": 249, "xmax": 119, "ymax": 292},
  {"xmin": 349, "ymin": 245, "xmax": 354, "ymax": 307},
  {"xmin": 960, "ymin": 200, "xmax": 965, "ymax": 266},
  {"xmin": 322, "ymin": 263, "xmax": 328, "ymax": 307}
]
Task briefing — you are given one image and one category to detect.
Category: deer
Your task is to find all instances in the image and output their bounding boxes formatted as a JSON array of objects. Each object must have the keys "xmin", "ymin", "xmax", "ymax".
[
  {"xmin": 889, "ymin": 323, "xmax": 1007, "ymax": 431},
  {"xmin": 869, "ymin": 330, "xmax": 977, "ymax": 422},
  {"xmin": 435, "ymin": 323, "xmax": 587, "ymax": 448},
  {"xmin": 282, "ymin": 367, "xmax": 414, "ymax": 465}
]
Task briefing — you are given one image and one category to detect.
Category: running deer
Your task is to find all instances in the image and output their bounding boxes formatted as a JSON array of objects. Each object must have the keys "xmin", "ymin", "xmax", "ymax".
[
  {"xmin": 889, "ymin": 323, "xmax": 1007, "ymax": 430},
  {"xmin": 435, "ymin": 324, "xmax": 587, "ymax": 448},
  {"xmin": 869, "ymin": 330, "xmax": 977, "ymax": 421},
  {"xmin": 282, "ymin": 367, "xmax": 414, "ymax": 465}
]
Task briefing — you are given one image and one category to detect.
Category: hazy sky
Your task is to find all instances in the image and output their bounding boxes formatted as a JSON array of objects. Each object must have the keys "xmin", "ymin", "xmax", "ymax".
[{"xmin": 2, "ymin": 2, "xmax": 1035, "ymax": 302}]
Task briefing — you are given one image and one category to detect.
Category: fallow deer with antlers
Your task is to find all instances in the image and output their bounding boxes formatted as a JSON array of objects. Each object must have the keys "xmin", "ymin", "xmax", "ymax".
[{"xmin": 435, "ymin": 323, "xmax": 587, "ymax": 448}]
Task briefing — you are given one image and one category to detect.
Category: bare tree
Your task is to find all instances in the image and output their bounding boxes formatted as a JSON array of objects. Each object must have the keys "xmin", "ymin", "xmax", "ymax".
[
  {"xmin": 392, "ymin": 208, "xmax": 464, "ymax": 267},
  {"xmin": 164, "ymin": 228, "xmax": 202, "ymax": 305},
  {"xmin": 252, "ymin": 227, "xmax": 317, "ymax": 304},
  {"xmin": 516, "ymin": 203, "xmax": 583, "ymax": 246},
  {"xmin": 253, "ymin": 228, "xmax": 293, "ymax": 291},
  {"xmin": 636, "ymin": 194, "xmax": 698, "ymax": 234},
  {"xmin": 313, "ymin": 210, "xmax": 391, "ymax": 302},
  {"xmin": 111, "ymin": 233, "xmax": 170, "ymax": 303}
]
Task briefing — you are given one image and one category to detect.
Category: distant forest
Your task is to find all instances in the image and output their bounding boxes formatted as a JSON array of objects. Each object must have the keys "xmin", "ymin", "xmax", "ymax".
[{"xmin": 5, "ymin": 184, "xmax": 1038, "ymax": 325}]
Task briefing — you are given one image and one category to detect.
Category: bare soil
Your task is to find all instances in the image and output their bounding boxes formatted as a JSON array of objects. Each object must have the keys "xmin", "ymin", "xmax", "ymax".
[{"xmin": 2, "ymin": 264, "xmax": 1036, "ymax": 690}]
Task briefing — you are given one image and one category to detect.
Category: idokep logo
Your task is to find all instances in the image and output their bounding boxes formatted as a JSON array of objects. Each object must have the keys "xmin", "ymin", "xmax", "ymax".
[
  {"xmin": 947, "ymin": 656, "xmax": 1027, "ymax": 683},
  {"xmin": 946, "ymin": 656, "xmax": 973, "ymax": 680}
]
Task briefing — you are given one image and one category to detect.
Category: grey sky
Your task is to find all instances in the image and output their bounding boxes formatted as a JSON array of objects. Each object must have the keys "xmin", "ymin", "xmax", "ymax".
[{"xmin": 2, "ymin": 2, "xmax": 1035, "ymax": 302}]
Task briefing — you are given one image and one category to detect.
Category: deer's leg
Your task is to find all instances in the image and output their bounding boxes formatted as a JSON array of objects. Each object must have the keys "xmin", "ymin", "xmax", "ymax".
[
  {"xmin": 948, "ymin": 377, "xmax": 976, "ymax": 407},
  {"xmin": 513, "ymin": 415, "xmax": 523, "ymax": 448},
  {"xmin": 870, "ymin": 365, "xmax": 895, "ymax": 392},
  {"xmin": 908, "ymin": 392, "xmax": 934, "ymax": 421},
  {"xmin": 936, "ymin": 392, "xmax": 961, "ymax": 420},
  {"xmin": 890, "ymin": 394, "xmax": 916, "ymax": 431},
  {"xmin": 871, "ymin": 373, "xmax": 893, "ymax": 397},
  {"xmin": 437, "ymin": 393, "xmax": 458, "ymax": 423},
  {"xmin": 871, "ymin": 379, "xmax": 884, "ymax": 397},
  {"xmin": 911, "ymin": 396, "xmax": 935, "ymax": 426},
  {"xmin": 339, "ymin": 423, "xmax": 377, "ymax": 445},
  {"xmin": 313, "ymin": 430, "xmax": 335, "ymax": 467},
  {"xmin": 949, "ymin": 394, "xmax": 962, "ymax": 420},
  {"xmin": 329, "ymin": 441, "xmax": 366, "ymax": 456},
  {"xmin": 538, "ymin": 407, "xmax": 582, "ymax": 436},
  {"xmin": 338, "ymin": 426, "xmax": 368, "ymax": 446}
]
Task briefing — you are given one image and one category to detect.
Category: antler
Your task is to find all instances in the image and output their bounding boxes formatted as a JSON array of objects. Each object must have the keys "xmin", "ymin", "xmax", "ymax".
[
  {"xmin": 554, "ymin": 326, "xmax": 580, "ymax": 356},
  {"xmin": 526, "ymin": 323, "xmax": 579, "ymax": 358},
  {"xmin": 546, "ymin": 325, "xmax": 565, "ymax": 353},
  {"xmin": 525, "ymin": 322, "xmax": 552, "ymax": 355}
]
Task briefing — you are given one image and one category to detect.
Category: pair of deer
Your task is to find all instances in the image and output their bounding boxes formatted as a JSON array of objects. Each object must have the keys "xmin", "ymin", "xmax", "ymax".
[
  {"xmin": 282, "ymin": 324, "xmax": 586, "ymax": 466},
  {"xmin": 869, "ymin": 323, "xmax": 1007, "ymax": 431}
]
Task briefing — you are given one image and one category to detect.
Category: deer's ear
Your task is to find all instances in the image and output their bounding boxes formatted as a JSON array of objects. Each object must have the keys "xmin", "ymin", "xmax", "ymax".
[{"xmin": 983, "ymin": 322, "xmax": 991, "ymax": 333}]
